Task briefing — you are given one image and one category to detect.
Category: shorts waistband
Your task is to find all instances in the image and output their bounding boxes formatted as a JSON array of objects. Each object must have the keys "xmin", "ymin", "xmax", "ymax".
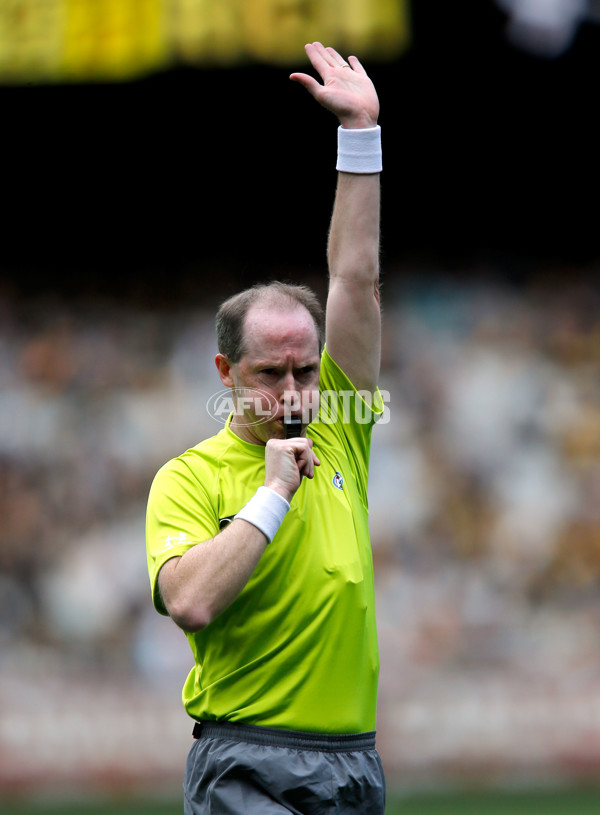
[{"xmin": 192, "ymin": 721, "xmax": 377, "ymax": 753}]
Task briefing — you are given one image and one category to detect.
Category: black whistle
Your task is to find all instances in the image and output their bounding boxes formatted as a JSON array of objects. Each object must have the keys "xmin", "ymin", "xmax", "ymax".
[{"xmin": 284, "ymin": 417, "xmax": 302, "ymax": 439}]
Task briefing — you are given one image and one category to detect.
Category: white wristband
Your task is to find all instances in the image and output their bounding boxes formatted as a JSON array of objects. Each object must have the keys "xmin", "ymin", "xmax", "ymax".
[
  {"xmin": 336, "ymin": 125, "xmax": 382, "ymax": 174},
  {"xmin": 235, "ymin": 486, "xmax": 290, "ymax": 543}
]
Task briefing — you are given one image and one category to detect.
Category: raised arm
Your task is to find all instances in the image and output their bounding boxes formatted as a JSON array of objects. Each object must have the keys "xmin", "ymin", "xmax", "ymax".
[{"xmin": 290, "ymin": 42, "xmax": 381, "ymax": 393}]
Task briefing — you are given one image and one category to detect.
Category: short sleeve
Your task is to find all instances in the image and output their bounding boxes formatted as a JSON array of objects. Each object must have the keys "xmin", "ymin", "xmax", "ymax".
[
  {"xmin": 145, "ymin": 457, "xmax": 219, "ymax": 615},
  {"xmin": 311, "ymin": 347, "xmax": 384, "ymax": 506}
]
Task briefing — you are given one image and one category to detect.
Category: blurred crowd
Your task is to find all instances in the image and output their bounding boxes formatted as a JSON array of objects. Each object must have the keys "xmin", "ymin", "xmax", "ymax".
[
  {"xmin": 2, "ymin": 267, "xmax": 600, "ymax": 703},
  {"xmin": 373, "ymin": 270, "xmax": 600, "ymax": 718}
]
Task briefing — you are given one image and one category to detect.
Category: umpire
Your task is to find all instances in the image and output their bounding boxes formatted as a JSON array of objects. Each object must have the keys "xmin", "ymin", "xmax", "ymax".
[{"xmin": 146, "ymin": 41, "xmax": 386, "ymax": 814}]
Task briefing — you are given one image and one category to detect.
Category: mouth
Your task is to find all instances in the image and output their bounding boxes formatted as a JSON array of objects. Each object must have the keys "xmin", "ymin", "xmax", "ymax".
[{"xmin": 275, "ymin": 414, "xmax": 302, "ymax": 424}]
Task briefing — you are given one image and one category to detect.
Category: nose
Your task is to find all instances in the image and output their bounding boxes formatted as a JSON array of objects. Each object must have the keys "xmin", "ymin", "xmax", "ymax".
[{"xmin": 279, "ymin": 372, "xmax": 301, "ymax": 412}]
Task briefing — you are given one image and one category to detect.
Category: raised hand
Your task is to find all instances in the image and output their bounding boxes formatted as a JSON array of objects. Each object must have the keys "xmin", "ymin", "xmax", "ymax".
[{"xmin": 289, "ymin": 41, "xmax": 379, "ymax": 130}]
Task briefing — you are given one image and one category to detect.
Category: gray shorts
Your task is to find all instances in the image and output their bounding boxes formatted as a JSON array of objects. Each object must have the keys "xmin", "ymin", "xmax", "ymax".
[{"xmin": 183, "ymin": 721, "xmax": 386, "ymax": 814}]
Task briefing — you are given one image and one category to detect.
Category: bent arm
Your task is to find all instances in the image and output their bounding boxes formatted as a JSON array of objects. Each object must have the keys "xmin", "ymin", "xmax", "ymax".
[
  {"xmin": 157, "ymin": 437, "xmax": 319, "ymax": 632},
  {"xmin": 158, "ymin": 520, "xmax": 269, "ymax": 632}
]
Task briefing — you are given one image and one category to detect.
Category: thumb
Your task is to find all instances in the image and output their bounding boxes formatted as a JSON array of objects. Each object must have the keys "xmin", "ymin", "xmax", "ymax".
[{"xmin": 289, "ymin": 73, "xmax": 321, "ymax": 96}]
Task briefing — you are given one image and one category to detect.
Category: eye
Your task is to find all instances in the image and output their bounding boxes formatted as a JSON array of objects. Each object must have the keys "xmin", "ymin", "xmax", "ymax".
[{"xmin": 297, "ymin": 366, "xmax": 316, "ymax": 377}]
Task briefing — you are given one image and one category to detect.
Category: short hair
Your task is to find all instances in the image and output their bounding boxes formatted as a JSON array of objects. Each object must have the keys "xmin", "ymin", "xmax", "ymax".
[{"xmin": 216, "ymin": 281, "xmax": 324, "ymax": 363}]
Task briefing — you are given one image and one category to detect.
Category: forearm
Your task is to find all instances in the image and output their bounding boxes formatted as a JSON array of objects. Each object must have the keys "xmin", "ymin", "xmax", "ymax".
[
  {"xmin": 328, "ymin": 171, "xmax": 381, "ymax": 289},
  {"xmin": 324, "ymin": 168, "xmax": 382, "ymax": 392},
  {"xmin": 159, "ymin": 520, "xmax": 268, "ymax": 632}
]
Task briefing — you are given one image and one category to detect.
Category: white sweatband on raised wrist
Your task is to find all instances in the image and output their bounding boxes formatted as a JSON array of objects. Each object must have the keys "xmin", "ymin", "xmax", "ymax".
[
  {"xmin": 336, "ymin": 125, "xmax": 382, "ymax": 174},
  {"xmin": 235, "ymin": 486, "xmax": 290, "ymax": 543}
]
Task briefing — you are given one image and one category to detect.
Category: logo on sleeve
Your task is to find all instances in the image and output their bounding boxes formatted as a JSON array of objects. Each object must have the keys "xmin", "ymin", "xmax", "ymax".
[
  {"xmin": 163, "ymin": 531, "xmax": 188, "ymax": 550},
  {"xmin": 332, "ymin": 471, "xmax": 344, "ymax": 490}
]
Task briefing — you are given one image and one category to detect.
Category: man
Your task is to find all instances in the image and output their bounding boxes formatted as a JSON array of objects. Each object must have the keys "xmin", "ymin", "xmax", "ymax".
[{"xmin": 146, "ymin": 41, "xmax": 385, "ymax": 814}]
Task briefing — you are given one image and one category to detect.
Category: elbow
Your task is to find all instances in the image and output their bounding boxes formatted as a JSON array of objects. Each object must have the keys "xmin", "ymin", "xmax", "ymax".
[
  {"xmin": 159, "ymin": 561, "xmax": 217, "ymax": 632},
  {"xmin": 167, "ymin": 597, "xmax": 215, "ymax": 633}
]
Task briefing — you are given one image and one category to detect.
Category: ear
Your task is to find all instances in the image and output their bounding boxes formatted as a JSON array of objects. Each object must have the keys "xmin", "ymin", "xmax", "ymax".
[{"xmin": 215, "ymin": 353, "xmax": 235, "ymax": 388}]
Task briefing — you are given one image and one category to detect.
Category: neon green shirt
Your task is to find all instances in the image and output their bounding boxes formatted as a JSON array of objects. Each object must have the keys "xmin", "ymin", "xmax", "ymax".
[{"xmin": 146, "ymin": 349, "xmax": 382, "ymax": 733}]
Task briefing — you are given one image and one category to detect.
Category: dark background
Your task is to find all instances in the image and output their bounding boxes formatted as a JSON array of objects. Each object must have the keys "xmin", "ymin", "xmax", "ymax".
[{"xmin": 1, "ymin": 0, "xmax": 597, "ymax": 300}]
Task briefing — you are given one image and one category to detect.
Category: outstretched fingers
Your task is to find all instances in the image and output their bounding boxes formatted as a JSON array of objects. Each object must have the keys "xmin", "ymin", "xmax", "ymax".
[
  {"xmin": 289, "ymin": 42, "xmax": 350, "ymax": 95},
  {"xmin": 306, "ymin": 41, "xmax": 337, "ymax": 72},
  {"xmin": 292, "ymin": 42, "xmax": 352, "ymax": 82},
  {"xmin": 324, "ymin": 45, "xmax": 350, "ymax": 68},
  {"xmin": 289, "ymin": 42, "xmax": 379, "ymax": 128}
]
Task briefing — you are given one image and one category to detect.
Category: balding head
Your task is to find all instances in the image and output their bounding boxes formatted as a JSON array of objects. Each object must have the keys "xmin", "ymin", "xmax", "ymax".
[{"xmin": 216, "ymin": 281, "xmax": 324, "ymax": 363}]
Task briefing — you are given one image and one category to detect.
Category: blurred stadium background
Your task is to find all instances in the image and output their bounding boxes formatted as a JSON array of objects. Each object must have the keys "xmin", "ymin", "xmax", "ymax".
[{"xmin": 2, "ymin": 1, "xmax": 600, "ymax": 812}]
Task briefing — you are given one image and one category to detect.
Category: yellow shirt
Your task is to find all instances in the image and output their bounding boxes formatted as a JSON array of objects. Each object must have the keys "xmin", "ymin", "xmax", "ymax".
[{"xmin": 146, "ymin": 349, "xmax": 382, "ymax": 733}]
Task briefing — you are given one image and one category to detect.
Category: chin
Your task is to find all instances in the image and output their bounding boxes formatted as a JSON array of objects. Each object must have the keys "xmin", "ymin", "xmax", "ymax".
[{"xmin": 250, "ymin": 420, "xmax": 283, "ymax": 444}]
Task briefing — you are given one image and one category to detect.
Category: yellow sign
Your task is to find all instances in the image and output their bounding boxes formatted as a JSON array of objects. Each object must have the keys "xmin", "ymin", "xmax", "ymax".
[{"xmin": 0, "ymin": 0, "xmax": 410, "ymax": 83}]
